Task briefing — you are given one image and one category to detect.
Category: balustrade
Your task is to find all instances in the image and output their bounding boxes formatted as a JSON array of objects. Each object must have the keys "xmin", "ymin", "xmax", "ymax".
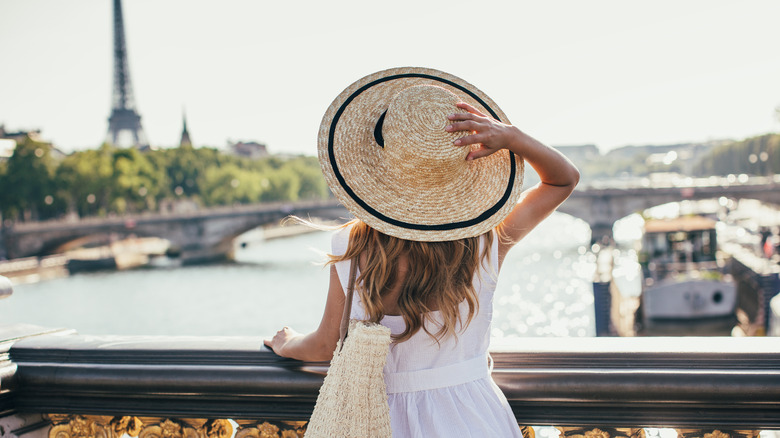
[{"xmin": 1, "ymin": 327, "xmax": 778, "ymax": 438}]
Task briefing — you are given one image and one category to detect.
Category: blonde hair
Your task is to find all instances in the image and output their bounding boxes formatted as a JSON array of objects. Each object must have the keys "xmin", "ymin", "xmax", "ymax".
[{"xmin": 328, "ymin": 220, "xmax": 493, "ymax": 343}]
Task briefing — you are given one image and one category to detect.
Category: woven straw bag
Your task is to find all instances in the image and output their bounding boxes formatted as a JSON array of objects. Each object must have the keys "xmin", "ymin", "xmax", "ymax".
[{"xmin": 304, "ymin": 261, "xmax": 393, "ymax": 438}]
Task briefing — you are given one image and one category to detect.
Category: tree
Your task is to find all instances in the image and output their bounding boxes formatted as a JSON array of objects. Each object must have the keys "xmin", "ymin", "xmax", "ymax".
[
  {"xmin": 160, "ymin": 146, "xmax": 221, "ymax": 200},
  {"xmin": 4, "ymin": 140, "xmax": 331, "ymax": 221},
  {"xmin": 693, "ymin": 134, "xmax": 780, "ymax": 176},
  {"xmin": 261, "ymin": 167, "xmax": 301, "ymax": 202},
  {"xmin": 111, "ymin": 148, "xmax": 165, "ymax": 213},
  {"xmin": 55, "ymin": 144, "xmax": 115, "ymax": 217},
  {"xmin": 201, "ymin": 164, "xmax": 265, "ymax": 206},
  {"xmin": 1, "ymin": 137, "xmax": 58, "ymax": 221},
  {"xmin": 287, "ymin": 157, "xmax": 329, "ymax": 200},
  {"xmin": 0, "ymin": 159, "xmax": 8, "ymax": 218}
]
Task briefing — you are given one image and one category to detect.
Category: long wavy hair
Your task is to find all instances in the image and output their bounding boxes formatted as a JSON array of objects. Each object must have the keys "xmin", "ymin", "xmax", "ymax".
[{"xmin": 328, "ymin": 220, "xmax": 493, "ymax": 343}]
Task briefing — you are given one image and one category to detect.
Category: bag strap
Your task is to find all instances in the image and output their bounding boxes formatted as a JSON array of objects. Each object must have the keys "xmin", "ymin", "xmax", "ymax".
[{"xmin": 337, "ymin": 259, "xmax": 358, "ymax": 351}]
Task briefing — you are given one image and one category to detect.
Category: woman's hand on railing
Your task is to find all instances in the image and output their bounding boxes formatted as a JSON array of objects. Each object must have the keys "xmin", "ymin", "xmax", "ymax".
[{"xmin": 263, "ymin": 326, "xmax": 301, "ymax": 357}]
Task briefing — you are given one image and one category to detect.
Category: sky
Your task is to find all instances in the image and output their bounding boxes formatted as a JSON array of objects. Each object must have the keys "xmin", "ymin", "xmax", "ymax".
[{"xmin": 1, "ymin": 0, "xmax": 780, "ymax": 156}]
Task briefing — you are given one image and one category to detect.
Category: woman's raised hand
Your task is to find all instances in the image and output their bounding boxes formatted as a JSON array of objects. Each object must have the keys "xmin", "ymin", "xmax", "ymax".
[{"xmin": 446, "ymin": 102, "xmax": 521, "ymax": 161}]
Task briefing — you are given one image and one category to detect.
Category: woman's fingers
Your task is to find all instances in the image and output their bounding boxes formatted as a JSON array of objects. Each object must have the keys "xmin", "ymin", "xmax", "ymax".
[
  {"xmin": 466, "ymin": 145, "xmax": 496, "ymax": 161},
  {"xmin": 448, "ymin": 106, "xmax": 489, "ymax": 123},
  {"xmin": 456, "ymin": 102, "xmax": 488, "ymax": 118},
  {"xmin": 448, "ymin": 102, "xmax": 509, "ymax": 159},
  {"xmin": 447, "ymin": 113, "xmax": 478, "ymax": 124},
  {"xmin": 446, "ymin": 120, "xmax": 481, "ymax": 133},
  {"xmin": 455, "ymin": 131, "xmax": 485, "ymax": 146}
]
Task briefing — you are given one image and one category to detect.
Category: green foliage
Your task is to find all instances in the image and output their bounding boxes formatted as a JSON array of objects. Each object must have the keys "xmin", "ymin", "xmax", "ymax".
[
  {"xmin": 562, "ymin": 147, "xmax": 685, "ymax": 181},
  {"xmin": 55, "ymin": 146, "xmax": 114, "ymax": 217},
  {"xmin": 693, "ymin": 134, "xmax": 780, "ymax": 176},
  {"xmin": 0, "ymin": 137, "xmax": 60, "ymax": 220},
  {"xmin": 558, "ymin": 135, "xmax": 780, "ymax": 182},
  {"xmin": 200, "ymin": 163, "xmax": 265, "ymax": 205},
  {"xmin": 261, "ymin": 167, "xmax": 301, "ymax": 202},
  {"xmin": 158, "ymin": 145, "xmax": 208, "ymax": 198},
  {"xmin": 1, "ymin": 143, "xmax": 330, "ymax": 222},
  {"xmin": 111, "ymin": 147, "xmax": 164, "ymax": 213},
  {"xmin": 0, "ymin": 160, "xmax": 7, "ymax": 218},
  {"xmin": 54, "ymin": 144, "xmax": 167, "ymax": 216},
  {"xmin": 288, "ymin": 156, "xmax": 331, "ymax": 200}
]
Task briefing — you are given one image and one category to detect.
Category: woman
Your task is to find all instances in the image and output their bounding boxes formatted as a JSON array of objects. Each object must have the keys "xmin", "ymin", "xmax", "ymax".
[{"xmin": 265, "ymin": 67, "xmax": 579, "ymax": 437}]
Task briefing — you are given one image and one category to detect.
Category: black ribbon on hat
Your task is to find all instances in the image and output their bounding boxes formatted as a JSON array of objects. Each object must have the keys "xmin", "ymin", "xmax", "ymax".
[{"xmin": 374, "ymin": 110, "xmax": 387, "ymax": 148}]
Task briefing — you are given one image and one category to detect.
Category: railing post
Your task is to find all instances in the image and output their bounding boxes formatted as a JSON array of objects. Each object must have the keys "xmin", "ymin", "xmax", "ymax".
[
  {"xmin": 593, "ymin": 281, "xmax": 612, "ymax": 336},
  {"xmin": 759, "ymin": 270, "xmax": 780, "ymax": 334}
]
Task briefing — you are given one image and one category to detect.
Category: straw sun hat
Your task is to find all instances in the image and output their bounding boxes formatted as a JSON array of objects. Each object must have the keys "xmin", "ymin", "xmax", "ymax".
[{"xmin": 318, "ymin": 67, "xmax": 524, "ymax": 242}]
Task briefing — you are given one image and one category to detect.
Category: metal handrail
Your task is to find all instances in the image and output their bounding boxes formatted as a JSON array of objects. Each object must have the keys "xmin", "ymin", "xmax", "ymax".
[{"xmin": 4, "ymin": 333, "xmax": 780, "ymax": 428}]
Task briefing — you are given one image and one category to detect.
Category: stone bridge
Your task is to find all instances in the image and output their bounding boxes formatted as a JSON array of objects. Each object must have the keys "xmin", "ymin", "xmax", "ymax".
[
  {"xmin": 2, "ymin": 175, "xmax": 779, "ymax": 261},
  {"xmin": 1, "ymin": 200, "xmax": 348, "ymax": 263},
  {"xmin": 558, "ymin": 175, "xmax": 780, "ymax": 243}
]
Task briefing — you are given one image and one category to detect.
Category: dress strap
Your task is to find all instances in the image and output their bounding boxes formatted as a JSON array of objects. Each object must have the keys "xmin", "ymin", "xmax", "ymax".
[{"xmin": 384, "ymin": 353, "xmax": 491, "ymax": 394}]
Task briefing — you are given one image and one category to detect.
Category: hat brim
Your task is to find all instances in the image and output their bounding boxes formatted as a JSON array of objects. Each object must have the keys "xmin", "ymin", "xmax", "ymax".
[{"xmin": 318, "ymin": 67, "xmax": 524, "ymax": 242}]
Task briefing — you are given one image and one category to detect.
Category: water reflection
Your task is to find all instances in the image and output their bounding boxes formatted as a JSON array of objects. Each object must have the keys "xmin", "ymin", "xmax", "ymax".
[{"xmin": 1, "ymin": 213, "xmax": 596, "ymax": 338}]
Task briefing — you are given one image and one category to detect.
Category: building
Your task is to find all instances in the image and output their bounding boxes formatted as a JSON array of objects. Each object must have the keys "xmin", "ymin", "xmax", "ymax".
[
  {"xmin": 179, "ymin": 112, "xmax": 192, "ymax": 148},
  {"xmin": 1, "ymin": 124, "xmax": 44, "ymax": 144},
  {"xmin": 228, "ymin": 141, "xmax": 268, "ymax": 159},
  {"xmin": 0, "ymin": 125, "xmax": 64, "ymax": 161}
]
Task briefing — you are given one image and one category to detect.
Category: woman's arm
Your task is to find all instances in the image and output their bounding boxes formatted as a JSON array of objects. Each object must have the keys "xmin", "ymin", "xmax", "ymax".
[
  {"xmin": 263, "ymin": 265, "xmax": 345, "ymax": 361},
  {"xmin": 447, "ymin": 103, "xmax": 580, "ymax": 266}
]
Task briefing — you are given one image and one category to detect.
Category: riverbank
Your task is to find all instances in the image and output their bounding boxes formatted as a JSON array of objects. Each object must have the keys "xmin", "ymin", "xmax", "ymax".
[
  {"xmin": 0, "ymin": 255, "xmax": 69, "ymax": 285},
  {"xmin": 0, "ymin": 219, "xmax": 345, "ymax": 285}
]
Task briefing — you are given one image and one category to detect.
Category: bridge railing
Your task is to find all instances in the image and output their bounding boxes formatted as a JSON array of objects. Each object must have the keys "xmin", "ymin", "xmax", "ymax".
[{"xmin": 1, "ymin": 326, "xmax": 778, "ymax": 438}]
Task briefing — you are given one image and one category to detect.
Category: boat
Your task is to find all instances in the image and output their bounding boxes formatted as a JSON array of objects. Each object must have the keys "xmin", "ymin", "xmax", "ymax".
[
  {"xmin": 635, "ymin": 216, "xmax": 737, "ymax": 335},
  {"xmin": 66, "ymin": 236, "xmax": 170, "ymax": 273}
]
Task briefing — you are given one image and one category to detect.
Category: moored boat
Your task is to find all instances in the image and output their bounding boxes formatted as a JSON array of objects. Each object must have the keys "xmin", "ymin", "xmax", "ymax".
[{"xmin": 636, "ymin": 216, "xmax": 737, "ymax": 335}]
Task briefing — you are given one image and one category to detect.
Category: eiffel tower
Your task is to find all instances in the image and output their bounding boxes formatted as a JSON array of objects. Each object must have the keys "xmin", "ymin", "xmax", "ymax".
[{"xmin": 106, "ymin": 0, "xmax": 148, "ymax": 149}]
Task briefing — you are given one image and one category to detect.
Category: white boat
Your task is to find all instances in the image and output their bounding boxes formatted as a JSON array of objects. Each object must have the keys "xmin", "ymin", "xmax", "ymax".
[{"xmin": 637, "ymin": 216, "xmax": 737, "ymax": 335}]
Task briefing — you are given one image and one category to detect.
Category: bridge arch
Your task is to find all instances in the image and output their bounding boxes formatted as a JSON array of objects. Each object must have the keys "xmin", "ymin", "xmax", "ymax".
[
  {"xmin": 557, "ymin": 176, "xmax": 780, "ymax": 244},
  {"xmin": 2, "ymin": 200, "xmax": 348, "ymax": 262}
]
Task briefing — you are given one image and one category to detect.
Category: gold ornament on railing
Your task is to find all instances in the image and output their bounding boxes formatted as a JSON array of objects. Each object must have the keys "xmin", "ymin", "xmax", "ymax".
[
  {"xmin": 205, "ymin": 419, "xmax": 233, "ymax": 438},
  {"xmin": 43, "ymin": 415, "xmax": 767, "ymax": 438},
  {"xmin": 520, "ymin": 425, "xmax": 536, "ymax": 438},
  {"xmin": 558, "ymin": 427, "xmax": 645, "ymax": 438},
  {"xmin": 109, "ymin": 416, "xmax": 143, "ymax": 437},
  {"xmin": 138, "ymin": 419, "xmax": 200, "ymax": 438},
  {"xmin": 49, "ymin": 415, "xmax": 108, "ymax": 438},
  {"xmin": 46, "ymin": 415, "xmax": 308, "ymax": 438},
  {"xmin": 234, "ymin": 420, "xmax": 305, "ymax": 438},
  {"xmin": 257, "ymin": 422, "xmax": 280, "ymax": 438},
  {"xmin": 680, "ymin": 429, "xmax": 761, "ymax": 438}
]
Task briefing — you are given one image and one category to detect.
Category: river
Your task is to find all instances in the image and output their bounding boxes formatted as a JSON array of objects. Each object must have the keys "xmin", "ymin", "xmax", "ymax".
[{"xmin": 0, "ymin": 213, "xmax": 597, "ymax": 339}]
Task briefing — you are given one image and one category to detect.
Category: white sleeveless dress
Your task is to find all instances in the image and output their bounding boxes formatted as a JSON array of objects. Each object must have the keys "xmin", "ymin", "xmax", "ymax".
[{"xmin": 331, "ymin": 226, "xmax": 523, "ymax": 437}]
